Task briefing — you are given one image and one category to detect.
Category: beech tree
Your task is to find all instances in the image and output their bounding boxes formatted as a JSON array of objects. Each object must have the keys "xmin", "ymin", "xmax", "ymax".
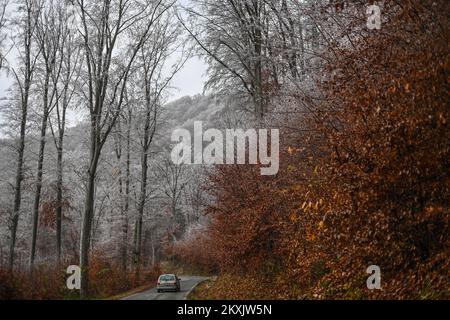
[
  {"xmin": 0, "ymin": 0, "xmax": 447, "ymax": 302},
  {"xmin": 29, "ymin": 0, "xmax": 75, "ymax": 268},
  {"xmin": 157, "ymin": 159, "xmax": 187, "ymax": 240},
  {"xmin": 0, "ymin": 0, "xmax": 7, "ymax": 71},
  {"xmin": 132, "ymin": 11, "xmax": 187, "ymax": 269},
  {"xmin": 179, "ymin": 0, "xmax": 325, "ymax": 120},
  {"xmin": 48, "ymin": 3, "xmax": 81, "ymax": 263},
  {"xmin": 74, "ymin": 0, "xmax": 174, "ymax": 297},
  {"xmin": 111, "ymin": 103, "xmax": 133, "ymax": 270},
  {"xmin": 170, "ymin": 0, "xmax": 450, "ymax": 300},
  {"xmin": 8, "ymin": 0, "xmax": 41, "ymax": 271},
  {"xmin": 180, "ymin": 0, "xmax": 269, "ymax": 119}
]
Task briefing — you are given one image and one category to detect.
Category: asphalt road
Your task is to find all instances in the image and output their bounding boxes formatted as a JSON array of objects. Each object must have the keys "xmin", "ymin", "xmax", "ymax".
[{"xmin": 122, "ymin": 276, "xmax": 208, "ymax": 300}]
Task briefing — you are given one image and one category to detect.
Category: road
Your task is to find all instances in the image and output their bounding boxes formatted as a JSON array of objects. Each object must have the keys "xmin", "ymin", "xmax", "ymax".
[{"xmin": 122, "ymin": 276, "xmax": 208, "ymax": 300}]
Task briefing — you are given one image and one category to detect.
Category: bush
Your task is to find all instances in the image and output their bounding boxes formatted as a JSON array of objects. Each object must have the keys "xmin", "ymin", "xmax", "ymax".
[
  {"xmin": 0, "ymin": 255, "xmax": 160, "ymax": 300},
  {"xmin": 177, "ymin": 0, "xmax": 449, "ymax": 300}
]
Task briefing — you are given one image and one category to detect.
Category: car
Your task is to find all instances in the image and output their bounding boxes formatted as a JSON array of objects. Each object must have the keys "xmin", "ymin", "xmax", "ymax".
[{"xmin": 157, "ymin": 274, "xmax": 181, "ymax": 293}]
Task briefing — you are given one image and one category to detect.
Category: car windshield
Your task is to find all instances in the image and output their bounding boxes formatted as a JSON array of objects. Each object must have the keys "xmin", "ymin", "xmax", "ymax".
[{"xmin": 160, "ymin": 275, "xmax": 175, "ymax": 281}]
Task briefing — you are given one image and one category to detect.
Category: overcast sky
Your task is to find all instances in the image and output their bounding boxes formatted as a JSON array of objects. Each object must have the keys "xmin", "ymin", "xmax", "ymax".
[{"xmin": 168, "ymin": 56, "xmax": 207, "ymax": 102}]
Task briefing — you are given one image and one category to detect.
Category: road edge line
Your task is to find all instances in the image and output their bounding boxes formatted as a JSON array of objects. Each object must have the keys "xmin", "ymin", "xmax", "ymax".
[{"xmin": 184, "ymin": 278, "xmax": 210, "ymax": 300}]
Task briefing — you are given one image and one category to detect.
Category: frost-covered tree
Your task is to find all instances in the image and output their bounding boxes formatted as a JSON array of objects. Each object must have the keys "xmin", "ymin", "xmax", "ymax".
[
  {"xmin": 6, "ymin": 0, "xmax": 41, "ymax": 271},
  {"xmin": 29, "ymin": 0, "xmax": 80, "ymax": 268},
  {"xmin": 132, "ymin": 9, "xmax": 187, "ymax": 269},
  {"xmin": 0, "ymin": 0, "xmax": 8, "ymax": 71},
  {"xmin": 73, "ymin": 0, "xmax": 176, "ymax": 297}
]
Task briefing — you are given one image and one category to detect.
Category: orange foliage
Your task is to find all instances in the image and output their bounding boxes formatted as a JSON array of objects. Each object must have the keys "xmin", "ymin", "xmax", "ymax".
[
  {"xmin": 166, "ymin": 229, "xmax": 218, "ymax": 275},
  {"xmin": 0, "ymin": 254, "xmax": 160, "ymax": 300},
  {"xmin": 168, "ymin": 0, "xmax": 449, "ymax": 299}
]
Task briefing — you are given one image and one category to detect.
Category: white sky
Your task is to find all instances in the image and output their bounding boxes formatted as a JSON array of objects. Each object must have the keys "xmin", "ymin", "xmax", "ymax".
[
  {"xmin": 0, "ymin": 47, "xmax": 208, "ymax": 131},
  {"xmin": 168, "ymin": 55, "xmax": 207, "ymax": 102}
]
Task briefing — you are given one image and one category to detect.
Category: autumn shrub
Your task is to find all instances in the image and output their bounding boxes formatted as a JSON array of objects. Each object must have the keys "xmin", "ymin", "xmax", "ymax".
[
  {"xmin": 0, "ymin": 254, "xmax": 160, "ymax": 299},
  {"xmin": 305, "ymin": 0, "xmax": 450, "ymax": 299},
  {"xmin": 0, "ymin": 269, "xmax": 26, "ymax": 299},
  {"xmin": 166, "ymin": 227, "xmax": 219, "ymax": 275},
  {"xmin": 87, "ymin": 253, "xmax": 161, "ymax": 299},
  {"xmin": 179, "ymin": 0, "xmax": 449, "ymax": 299},
  {"xmin": 0, "ymin": 264, "xmax": 70, "ymax": 300}
]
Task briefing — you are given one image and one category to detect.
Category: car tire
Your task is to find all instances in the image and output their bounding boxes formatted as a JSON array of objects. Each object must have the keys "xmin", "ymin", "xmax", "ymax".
[{"xmin": 157, "ymin": 289, "xmax": 161, "ymax": 293}]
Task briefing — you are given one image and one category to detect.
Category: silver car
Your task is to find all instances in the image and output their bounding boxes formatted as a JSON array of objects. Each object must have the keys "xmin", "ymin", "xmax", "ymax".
[{"xmin": 157, "ymin": 274, "xmax": 181, "ymax": 293}]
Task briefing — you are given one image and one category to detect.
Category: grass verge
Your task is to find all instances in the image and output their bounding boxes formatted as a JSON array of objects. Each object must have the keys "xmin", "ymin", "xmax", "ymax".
[{"xmin": 105, "ymin": 282, "xmax": 156, "ymax": 300}]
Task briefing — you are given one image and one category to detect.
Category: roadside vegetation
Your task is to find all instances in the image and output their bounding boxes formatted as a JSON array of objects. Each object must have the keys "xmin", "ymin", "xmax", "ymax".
[
  {"xmin": 0, "ymin": 254, "xmax": 161, "ymax": 300},
  {"xmin": 0, "ymin": 0, "xmax": 447, "ymax": 301},
  {"xmin": 169, "ymin": 1, "xmax": 450, "ymax": 300}
]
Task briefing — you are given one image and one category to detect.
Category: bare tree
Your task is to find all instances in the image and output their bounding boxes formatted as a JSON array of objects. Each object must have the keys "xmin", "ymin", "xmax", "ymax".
[
  {"xmin": 111, "ymin": 100, "xmax": 133, "ymax": 270},
  {"xmin": 180, "ymin": 0, "xmax": 269, "ymax": 119},
  {"xmin": 132, "ymin": 11, "xmax": 187, "ymax": 269},
  {"xmin": 179, "ymin": 0, "xmax": 326, "ymax": 120},
  {"xmin": 0, "ymin": 0, "xmax": 8, "ymax": 71},
  {"xmin": 74, "ymin": 0, "xmax": 174, "ymax": 297},
  {"xmin": 8, "ymin": 0, "xmax": 41, "ymax": 271},
  {"xmin": 29, "ymin": 0, "xmax": 75, "ymax": 268},
  {"xmin": 157, "ymin": 159, "xmax": 187, "ymax": 240},
  {"xmin": 184, "ymin": 166, "xmax": 206, "ymax": 225},
  {"xmin": 48, "ymin": 2, "xmax": 81, "ymax": 263}
]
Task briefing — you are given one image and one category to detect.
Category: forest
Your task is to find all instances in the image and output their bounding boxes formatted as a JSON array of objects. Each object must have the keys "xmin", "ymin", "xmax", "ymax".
[{"xmin": 0, "ymin": 0, "xmax": 448, "ymax": 300}]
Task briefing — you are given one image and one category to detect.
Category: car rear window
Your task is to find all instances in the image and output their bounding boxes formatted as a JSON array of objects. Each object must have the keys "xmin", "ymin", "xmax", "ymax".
[{"xmin": 159, "ymin": 275, "xmax": 175, "ymax": 281}]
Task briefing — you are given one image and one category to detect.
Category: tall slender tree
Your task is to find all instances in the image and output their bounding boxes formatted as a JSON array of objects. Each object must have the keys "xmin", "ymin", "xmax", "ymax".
[
  {"xmin": 48, "ymin": 2, "xmax": 81, "ymax": 264},
  {"xmin": 74, "ymin": 0, "xmax": 174, "ymax": 297},
  {"xmin": 8, "ymin": 0, "xmax": 41, "ymax": 271},
  {"xmin": 158, "ymin": 159, "xmax": 187, "ymax": 240},
  {"xmin": 0, "ymin": 0, "xmax": 8, "ymax": 71},
  {"xmin": 132, "ymin": 12, "xmax": 187, "ymax": 270},
  {"xmin": 29, "ymin": 0, "xmax": 71, "ymax": 268}
]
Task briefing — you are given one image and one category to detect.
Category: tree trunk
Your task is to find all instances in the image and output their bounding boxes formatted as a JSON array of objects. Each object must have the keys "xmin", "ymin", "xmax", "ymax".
[
  {"xmin": 134, "ymin": 146, "xmax": 148, "ymax": 268},
  {"xmin": 30, "ymin": 72, "xmax": 50, "ymax": 268},
  {"xmin": 134, "ymin": 104, "xmax": 153, "ymax": 270},
  {"xmin": 10, "ymin": 105, "xmax": 27, "ymax": 271},
  {"xmin": 80, "ymin": 126, "xmax": 101, "ymax": 298},
  {"xmin": 9, "ymin": 3, "xmax": 33, "ymax": 271},
  {"xmin": 121, "ymin": 112, "xmax": 131, "ymax": 271},
  {"xmin": 253, "ymin": 2, "xmax": 264, "ymax": 119},
  {"xmin": 56, "ymin": 143, "xmax": 63, "ymax": 263},
  {"xmin": 80, "ymin": 170, "xmax": 95, "ymax": 298},
  {"xmin": 298, "ymin": 20, "xmax": 306, "ymax": 79},
  {"xmin": 151, "ymin": 235, "xmax": 155, "ymax": 266}
]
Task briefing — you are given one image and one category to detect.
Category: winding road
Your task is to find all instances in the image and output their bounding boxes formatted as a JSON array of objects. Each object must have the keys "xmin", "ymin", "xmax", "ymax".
[{"xmin": 122, "ymin": 276, "xmax": 208, "ymax": 300}]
